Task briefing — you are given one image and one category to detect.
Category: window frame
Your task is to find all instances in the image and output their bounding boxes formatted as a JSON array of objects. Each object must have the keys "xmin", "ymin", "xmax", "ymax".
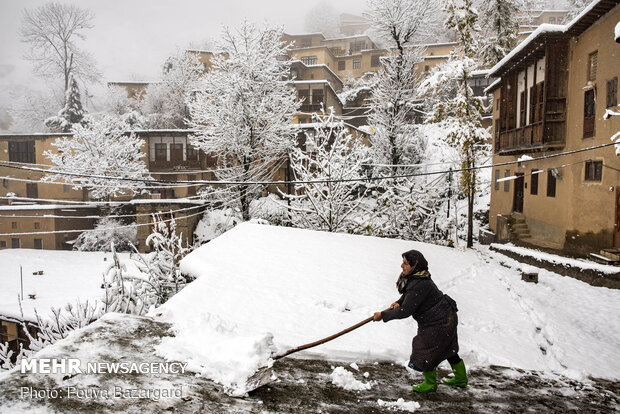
[
  {"xmin": 352, "ymin": 59, "xmax": 361, "ymax": 69},
  {"xmin": 531, "ymin": 169, "xmax": 540, "ymax": 195},
  {"xmin": 607, "ymin": 77, "xmax": 618, "ymax": 108},
  {"xmin": 547, "ymin": 170, "xmax": 557, "ymax": 197},
  {"xmin": 584, "ymin": 160, "xmax": 603, "ymax": 182},
  {"xmin": 301, "ymin": 56, "xmax": 317, "ymax": 65}
]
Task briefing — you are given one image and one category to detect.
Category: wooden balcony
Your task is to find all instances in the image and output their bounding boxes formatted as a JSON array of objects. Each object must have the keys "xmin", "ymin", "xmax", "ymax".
[
  {"xmin": 497, "ymin": 122, "xmax": 564, "ymax": 155},
  {"xmin": 149, "ymin": 159, "xmax": 201, "ymax": 171}
]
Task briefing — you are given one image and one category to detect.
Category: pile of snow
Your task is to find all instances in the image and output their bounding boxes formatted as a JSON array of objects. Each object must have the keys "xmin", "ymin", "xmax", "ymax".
[
  {"xmin": 377, "ymin": 398, "xmax": 421, "ymax": 412},
  {"xmin": 153, "ymin": 223, "xmax": 620, "ymax": 396},
  {"xmin": 329, "ymin": 366, "xmax": 373, "ymax": 391}
]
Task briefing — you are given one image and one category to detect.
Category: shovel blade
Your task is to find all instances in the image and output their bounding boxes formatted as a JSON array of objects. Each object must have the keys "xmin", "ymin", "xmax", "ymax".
[{"xmin": 244, "ymin": 366, "xmax": 278, "ymax": 393}]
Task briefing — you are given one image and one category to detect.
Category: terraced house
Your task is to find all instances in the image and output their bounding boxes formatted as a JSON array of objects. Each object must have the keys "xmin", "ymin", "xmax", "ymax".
[{"xmin": 487, "ymin": 0, "xmax": 620, "ymax": 259}]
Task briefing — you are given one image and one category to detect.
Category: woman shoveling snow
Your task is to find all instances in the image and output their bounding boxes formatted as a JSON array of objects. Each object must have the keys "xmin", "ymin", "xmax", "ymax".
[{"xmin": 373, "ymin": 249, "xmax": 468, "ymax": 393}]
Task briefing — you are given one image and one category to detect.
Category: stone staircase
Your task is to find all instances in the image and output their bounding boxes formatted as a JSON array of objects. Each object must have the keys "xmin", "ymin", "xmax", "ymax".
[{"xmin": 508, "ymin": 212, "xmax": 531, "ymax": 241}]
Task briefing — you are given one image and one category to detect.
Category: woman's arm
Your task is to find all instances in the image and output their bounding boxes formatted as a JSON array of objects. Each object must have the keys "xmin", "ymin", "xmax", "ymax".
[{"xmin": 380, "ymin": 283, "xmax": 427, "ymax": 322}]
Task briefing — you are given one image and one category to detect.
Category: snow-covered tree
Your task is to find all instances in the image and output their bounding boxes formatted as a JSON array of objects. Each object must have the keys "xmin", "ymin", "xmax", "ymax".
[
  {"xmin": 188, "ymin": 21, "xmax": 300, "ymax": 221},
  {"xmin": 44, "ymin": 74, "xmax": 86, "ymax": 132},
  {"xmin": 478, "ymin": 0, "xmax": 524, "ymax": 66},
  {"xmin": 131, "ymin": 213, "xmax": 194, "ymax": 305},
  {"xmin": 366, "ymin": 0, "xmax": 438, "ymax": 174},
  {"xmin": 140, "ymin": 50, "xmax": 203, "ymax": 129},
  {"xmin": 20, "ymin": 2, "xmax": 100, "ymax": 92},
  {"xmin": 303, "ymin": 1, "xmax": 342, "ymax": 38},
  {"xmin": 566, "ymin": 0, "xmax": 591, "ymax": 20},
  {"xmin": 425, "ymin": 0, "xmax": 490, "ymax": 248},
  {"xmin": 103, "ymin": 243, "xmax": 148, "ymax": 315},
  {"xmin": 43, "ymin": 114, "xmax": 150, "ymax": 200},
  {"xmin": 283, "ymin": 111, "xmax": 369, "ymax": 232},
  {"xmin": 7, "ymin": 86, "xmax": 61, "ymax": 133},
  {"xmin": 73, "ymin": 215, "xmax": 137, "ymax": 252}
]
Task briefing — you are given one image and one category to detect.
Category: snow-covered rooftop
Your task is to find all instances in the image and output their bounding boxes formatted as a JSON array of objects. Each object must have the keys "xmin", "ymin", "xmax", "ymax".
[
  {"xmin": 0, "ymin": 250, "xmax": 135, "ymax": 322},
  {"xmin": 0, "ymin": 204, "xmax": 97, "ymax": 211}
]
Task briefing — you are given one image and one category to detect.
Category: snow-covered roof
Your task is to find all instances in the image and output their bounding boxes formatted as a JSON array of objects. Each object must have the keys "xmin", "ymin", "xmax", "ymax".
[
  {"xmin": 413, "ymin": 41, "xmax": 459, "ymax": 48},
  {"xmin": 488, "ymin": 23, "xmax": 567, "ymax": 77},
  {"xmin": 0, "ymin": 250, "xmax": 136, "ymax": 322},
  {"xmin": 484, "ymin": 78, "xmax": 502, "ymax": 94},
  {"xmin": 0, "ymin": 204, "xmax": 97, "ymax": 211},
  {"xmin": 490, "ymin": 0, "xmax": 618, "ymax": 77}
]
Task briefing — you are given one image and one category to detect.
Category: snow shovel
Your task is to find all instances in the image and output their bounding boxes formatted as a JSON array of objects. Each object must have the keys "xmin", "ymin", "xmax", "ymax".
[{"xmin": 244, "ymin": 306, "xmax": 392, "ymax": 393}]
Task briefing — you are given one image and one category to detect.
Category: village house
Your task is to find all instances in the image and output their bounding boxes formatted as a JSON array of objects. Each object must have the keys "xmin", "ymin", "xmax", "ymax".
[{"xmin": 487, "ymin": 0, "xmax": 619, "ymax": 259}]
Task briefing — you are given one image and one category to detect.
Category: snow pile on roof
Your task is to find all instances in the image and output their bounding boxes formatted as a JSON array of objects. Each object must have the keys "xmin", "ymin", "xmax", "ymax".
[
  {"xmin": 615, "ymin": 21, "xmax": 620, "ymax": 42},
  {"xmin": 0, "ymin": 250, "xmax": 134, "ymax": 321},
  {"xmin": 153, "ymin": 222, "xmax": 620, "ymax": 395}
]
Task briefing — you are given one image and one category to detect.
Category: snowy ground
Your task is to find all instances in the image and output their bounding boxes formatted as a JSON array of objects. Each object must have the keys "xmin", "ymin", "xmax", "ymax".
[
  {"xmin": 152, "ymin": 223, "xmax": 620, "ymax": 395},
  {"xmin": 0, "ymin": 250, "xmax": 137, "ymax": 322},
  {"xmin": 0, "ymin": 313, "xmax": 617, "ymax": 413}
]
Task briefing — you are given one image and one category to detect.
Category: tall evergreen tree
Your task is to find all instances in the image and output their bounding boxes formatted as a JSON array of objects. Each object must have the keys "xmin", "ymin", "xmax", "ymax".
[
  {"xmin": 479, "ymin": 0, "xmax": 523, "ymax": 66},
  {"xmin": 44, "ymin": 74, "xmax": 86, "ymax": 132}
]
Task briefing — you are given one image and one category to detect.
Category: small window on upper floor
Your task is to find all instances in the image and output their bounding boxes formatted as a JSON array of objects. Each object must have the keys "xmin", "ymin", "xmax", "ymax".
[
  {"xmin": 353, "ymin": 59, "xmax": 361, "ymax": 69},
  {"xmin": 547, "ymin": 170, "xmax": 557, "ymax": 197},
  {"xmin": 588, "ymin": 51, "xmax": 598, "ymax": 82},
  {"xmin": 549, "ymin": 17, "xmax": 555, "ymax": 23},
  {"xmin": 607, "ymin": 77, "xmax": 618, "ymax": 108},
  {"xmin": 494, "ymin": 170, "xmax": 500, "ymax": 191},
  {"xmin": 424, "ymin": 65, "xmax": 430, "ymax": 72},
  {"xmin": 338, "ymin": 60, "xmax": 345, "ymax": 71},
  {"xmin": 584, "ymin": 160, "xmax": 603, "ymax": 182},
  {"xmin": 504, "ymin": 170, "xmax": 510, "ymax": 192},
  {"xmin": 300, "ymin": 37, "xmax": 312, "ymax": 48},
  {"xmin": 8, "ymin": 141, "xmax": 35, "ymax": 164},
  {"xmin": 371, "ymin": 55, "xmax": 380, "ymax": 67}
]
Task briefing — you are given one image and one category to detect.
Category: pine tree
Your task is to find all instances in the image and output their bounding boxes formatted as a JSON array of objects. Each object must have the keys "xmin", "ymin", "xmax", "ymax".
[
  {"xmin": 479, "ymin": 0, "xmax": 523, "ymax": 66},
  {"xmin": 44, "ymin": 74, "xmax": 86, "ymax": 132}
]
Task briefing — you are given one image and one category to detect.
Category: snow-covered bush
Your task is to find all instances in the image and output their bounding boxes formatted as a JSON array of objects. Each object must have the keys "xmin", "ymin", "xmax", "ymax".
[
  {"xmin": 73, "ymin": 216, "xmax": 137, "ymax": 252},
  {"xmin": 250, "ymin": 195, "xmax": 289, "ymax": 226},
  {"xmin": 193, "ymin": 208, "xmax": 242, "ymax": 246}
]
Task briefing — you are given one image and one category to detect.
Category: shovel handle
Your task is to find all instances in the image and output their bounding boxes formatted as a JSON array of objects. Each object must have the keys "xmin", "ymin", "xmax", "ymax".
[{"xmin": 273, "ymin": 306, "xmax": 392, "ymax": 360}]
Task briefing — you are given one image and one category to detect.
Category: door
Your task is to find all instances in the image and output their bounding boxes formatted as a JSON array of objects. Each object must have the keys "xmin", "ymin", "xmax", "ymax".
[
  {"xmin": 615, "ymin": 188, "xmax": 620, "ymax": 248},
  {"xmin": 170, "ymin": 143, "xmax": 184, "ymax": 165},
  {"xmin": 513, "ymin": 173, "xmax": 524, "ymax": 213}
]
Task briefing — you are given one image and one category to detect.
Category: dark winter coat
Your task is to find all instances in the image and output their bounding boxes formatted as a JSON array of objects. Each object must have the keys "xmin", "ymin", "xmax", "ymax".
[{"xmin": 381, "ymin": 275, "xmax": 459, "ymax": 372}]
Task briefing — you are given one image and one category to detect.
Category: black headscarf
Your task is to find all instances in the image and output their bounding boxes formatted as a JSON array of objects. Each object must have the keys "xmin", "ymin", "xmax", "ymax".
[
  {"xmin": 396, "ymin": 250, "xmax": 430, "ymax": 294},
  {"xmin": 402, "ymin": 250, "xmax": 428, "ymax": 274}
]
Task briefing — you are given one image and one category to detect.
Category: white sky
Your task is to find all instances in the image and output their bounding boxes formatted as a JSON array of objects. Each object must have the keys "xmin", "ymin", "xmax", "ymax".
[{"xmin": 0, "ymin": 0, "xmax": 366, "ymax": 88}]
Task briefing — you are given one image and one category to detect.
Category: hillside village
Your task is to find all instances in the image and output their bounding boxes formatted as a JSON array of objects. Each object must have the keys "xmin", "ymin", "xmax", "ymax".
[{"xmin": 0, "ymin": 0, "xmax": 619, "ymax": 411}]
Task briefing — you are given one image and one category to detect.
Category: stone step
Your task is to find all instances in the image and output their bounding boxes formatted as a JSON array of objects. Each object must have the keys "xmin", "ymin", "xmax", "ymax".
[
  {"xmin": 511, "ymin": 223, "xmax": 529, "ymax": 231},
  {"xmin": 599, "ymin": 249, "xmax": 620, "ymax": 261}
]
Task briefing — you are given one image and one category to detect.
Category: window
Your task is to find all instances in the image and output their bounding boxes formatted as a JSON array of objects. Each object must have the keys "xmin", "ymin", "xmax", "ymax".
[
  {"xmin": 588, "ymin": 51, "xmax": 598, "ymax": 81},
  {"xmin": 187, "ymin": 175, "xmax": 197, "ymax": 196},
  {"xmin": 300, "ymin": 37, "xmax": 312, "ymax": 48},
  {"xmin": 424, "ymin": 65, "xmax": 430, "ymax": 72},
  {"xmin": 353, "ymin": 59, "xmax": 361, "ymax": 69},
  {"xmin": 298, "ymin": 89, "xmax": 309, "ymax": 104},
  {"xmin": 155, "ymin": 143, "xmax": 167, "ymax": 161},
  {"xmin": 585, "ymin": 160, "xmax": 603, "ymax": 181},
  {"xmin": 11, "ymin": 222, "xmax": 17, "ymax": 229},
  {"xmin": 301, "ymin": 56, "xmax": 317, "ymax": 65},
  {"xmin": 34, "ymin": 239, "xmax": 42, "ymax": 249},
  {"xmin": 8, "ymin": 141, "xmax": 35, "ymax": 163},
  {"xmin": 607, "ymin": 77, "xmax": 618, "ymax": 108},
  {"xmin": 529, "ymin": 85, "xmax": 537, "ymax": 124},
  {"xmin": 557, "ymin": 17, "xmax": 563, "ymax": 24},
  {"xmin": 2, "ymin": 179, "xmax": 7, "ymax": 188},
  {"xmin": 350, "ymin": 40, "xmax": 365, "ymax": 53},
  {"xmin": 0, "ymin": 241, "xmax": 6, "ymax": 248},
  {"xmin": 494, "ymin": 170, "xmax": 500, "ymax": 191},
  {"xmin": 583, "ymin": 89, "xmax": 596, "ymax": 138},
  {"xmin": 34, "ymin": 222, "xmax": 40, "ymax": 229},
  {"xmin": 63, "ymin": 184, "xmax": 70, "ymax": 193},
  {"xmin": 537, "ymin": 82, "xmax": 544, "ymax": 122},
  {"xmin": 11, "ymin": 238, "xmax": 20, "ymax": 249},
  {"xmin": 371, "ymin": 55, "xmax": 380, "ymax": 67},
  {"xmin": 547, "ymin": 170, "xmax": 556, "ymax": 197},
  {"xmin": 338, "ymin": 61, "xmax": 345, "ymax": 71},
  {"xmin": 520, "ymin": 91, "xmax": 526, "ymax": 127},
  {"xmin": 26, "ymin": 183, "xmax": 38, "ymax": 199},
  {"xmin": 187, "ymin": 144, "xmax": 198, "ymax": 161},
  {"xmin": 504, "ymin": 170, "xmax": 510, "ymax": 192},
  {"xmin": 312, "ymin": 89, "xmax": 323, "ymax": 105},
  {"xmin": 170, "ymin": 143, "xmax": 183, "ymax": 164},
  {"xmin": 531, "ymin": 170, "xmax": 540, "ymax": 195},
  {"xmin": 549, "ymin": 17, "xmax": 555, "ymax": 23}
]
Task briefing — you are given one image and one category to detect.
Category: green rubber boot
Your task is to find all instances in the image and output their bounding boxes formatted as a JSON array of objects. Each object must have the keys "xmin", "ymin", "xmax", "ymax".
[
  {"xmin": 441, "ymin": 359, "xmax": 468, "ymax": 388},
  {"xmin": 411, "ymin": 370, "xmax": 437, "ymax": 393}
]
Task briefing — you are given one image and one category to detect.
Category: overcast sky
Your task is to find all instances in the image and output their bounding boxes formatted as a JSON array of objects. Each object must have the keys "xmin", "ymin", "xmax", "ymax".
[{"xmin": 0, "ymin": 0, "xmax": 366, "ymax": 88}]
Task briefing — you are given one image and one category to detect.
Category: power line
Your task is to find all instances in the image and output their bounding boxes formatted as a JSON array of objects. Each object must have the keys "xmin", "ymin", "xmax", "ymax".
[
  {"xmin": 0, "ymin": 141, "xmax": 617, "ymax": 187},
  {"xmin": 0, "ymin": 209, "xmax": 206, "ymax": 237},
  {"xmin": 0, "ymin": 204, "xmax": 206, "ymax": 220}
]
